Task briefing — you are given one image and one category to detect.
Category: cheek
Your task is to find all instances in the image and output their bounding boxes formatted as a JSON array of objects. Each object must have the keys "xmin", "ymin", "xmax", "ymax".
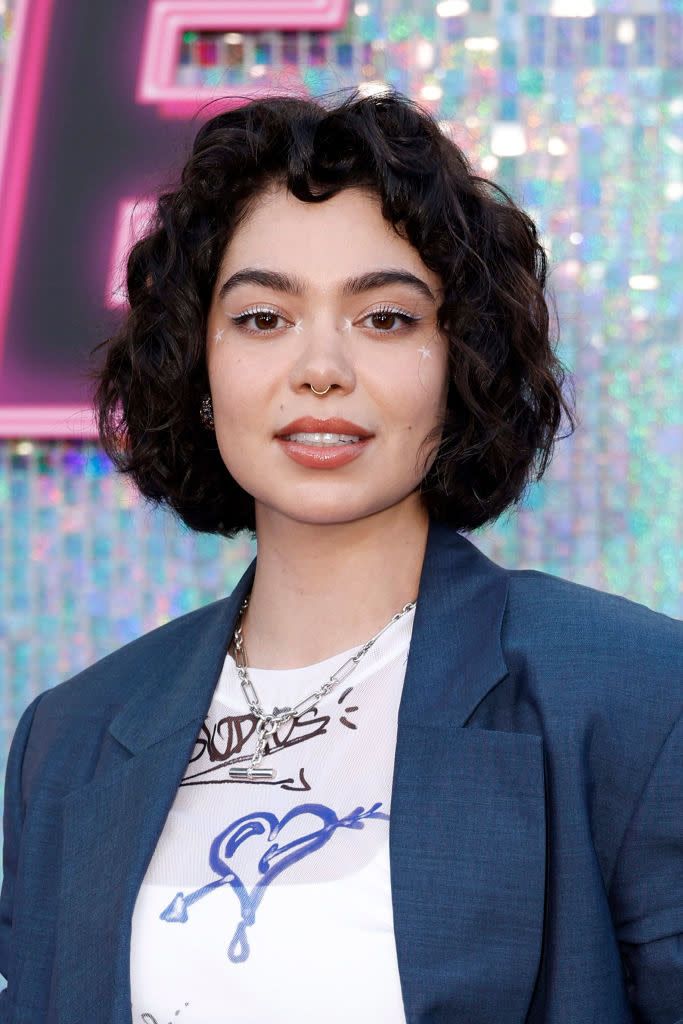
[
  {"xmin": 411, "ymin": 347, "xmax": 449, "ymax": 421},
  {"xmin": 209, "ymin": 353, "xmax": 255, "ymax": 417},
  {"xmin": 209, "ymin": 379, "xmax": 251, "ymax": 459}
]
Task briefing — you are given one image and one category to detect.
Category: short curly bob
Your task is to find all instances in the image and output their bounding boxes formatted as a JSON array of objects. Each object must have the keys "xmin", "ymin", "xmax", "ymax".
[{"xmin": 94, "ymin": 90, "xmax": 573, "ymax": 536}]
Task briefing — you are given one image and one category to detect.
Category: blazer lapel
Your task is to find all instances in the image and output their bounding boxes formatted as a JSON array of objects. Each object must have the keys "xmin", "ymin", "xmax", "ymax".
[
  {"xmin": 53, "ymin": 565, "xmax": 255, "ymax": 1024},
  {"xmin": 390, "ymin": 524, "xmax": 547, "ymax": 1023},
  {"xmin": 397, "ymin": 522, "xmax": 510, "ymax": 728}
]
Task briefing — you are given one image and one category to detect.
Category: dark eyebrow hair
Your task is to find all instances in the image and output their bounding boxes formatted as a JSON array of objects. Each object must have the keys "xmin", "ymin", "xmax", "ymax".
[
  {"xmin": 341, "ymin": 270, "xmax": 436, "ymax": 303},
  {"xmin": 218, "ymin": 269, "xmax": 305, "ymax": 299},
  {"xmin": 217, "ymin": 267, "xmax": 437, "ymax": 303}
]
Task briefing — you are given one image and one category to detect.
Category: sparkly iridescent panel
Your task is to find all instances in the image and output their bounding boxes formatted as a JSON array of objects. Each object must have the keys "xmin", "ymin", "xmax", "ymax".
[{"xmin": 0, "ymin": 0, "xmax": 681, "ymax": 773}]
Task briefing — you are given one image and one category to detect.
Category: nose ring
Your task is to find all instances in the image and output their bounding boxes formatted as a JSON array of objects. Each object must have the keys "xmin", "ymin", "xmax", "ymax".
[{"xmin": 309, "ymin": 384, "xmax": 332, "ymax": 396}]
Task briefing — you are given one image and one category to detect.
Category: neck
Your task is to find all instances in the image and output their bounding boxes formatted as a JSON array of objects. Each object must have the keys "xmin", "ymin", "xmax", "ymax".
[{"xmin": 241, "ymin": 501, "xmax": 429, "ymax": 668}]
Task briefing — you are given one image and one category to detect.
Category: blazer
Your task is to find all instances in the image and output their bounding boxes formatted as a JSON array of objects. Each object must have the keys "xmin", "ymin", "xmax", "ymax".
[{"xmin": 0, "ymin": 523, "xmax": 681, "ymax": 1024}]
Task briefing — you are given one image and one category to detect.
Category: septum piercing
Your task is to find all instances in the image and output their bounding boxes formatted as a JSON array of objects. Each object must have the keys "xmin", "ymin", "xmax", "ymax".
[{"xmin": 310, "ymin": 384, "xmax": 332, "ymax": 396}]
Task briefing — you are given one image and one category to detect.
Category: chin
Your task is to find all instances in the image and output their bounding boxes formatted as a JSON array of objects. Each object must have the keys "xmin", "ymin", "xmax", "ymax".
[{"xmin": 255, "ymin": 490, "xmax": 424, "ymax": 531}]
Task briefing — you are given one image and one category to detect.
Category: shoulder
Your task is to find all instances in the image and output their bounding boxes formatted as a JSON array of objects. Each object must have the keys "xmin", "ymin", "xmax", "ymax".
[
  {"xmin": 51, "ymin": 598, "xmax": 232, "ymax": 700},
  {"xmin": 425, "ymin": 525, "xmax": 681, "ymax": 715},
  {"xmin": 10, "ymin": 595, "xmax": 237, "ymax": 803},
  {"xmin": 504, "ymin": 567, "xmax": 681, "ymax": 670},
  {"xmin": 37, "ymin": 596, "xmax": 233, "ymax": 715},
  {"xmin": 499, "ymin": 568, "xmax": 681, "ymax": 733},
  {"xmin": 445, "ymin": 539, "xmax": 682, "ymax": 783}
]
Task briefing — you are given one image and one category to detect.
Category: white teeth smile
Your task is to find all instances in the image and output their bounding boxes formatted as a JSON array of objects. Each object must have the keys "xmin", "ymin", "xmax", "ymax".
[{"xmin": 283, "ymin": 432, "xmax": 361, "ymax": 446}]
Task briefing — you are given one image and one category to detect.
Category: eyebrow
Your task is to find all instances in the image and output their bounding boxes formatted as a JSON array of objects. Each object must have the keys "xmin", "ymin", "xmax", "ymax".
[
  {"xmin": 217, "ymin": 268, "xmax": 436, "ymax": 303},
  {"xmin": 218, "ymin": 269, "xmax": 305, "ymax": 299}
]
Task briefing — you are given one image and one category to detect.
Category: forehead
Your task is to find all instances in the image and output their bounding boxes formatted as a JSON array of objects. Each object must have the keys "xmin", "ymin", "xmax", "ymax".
[{"xmin": 218, "ymin": 186, "xmax": 441, "ymax": 295}]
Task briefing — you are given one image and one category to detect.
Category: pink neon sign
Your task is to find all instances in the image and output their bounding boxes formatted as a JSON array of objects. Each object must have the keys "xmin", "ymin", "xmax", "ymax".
[
  {"xmin": 105, "ymin": 0, "xmax": 350, "ymax": 314},
  {"xmin": 105, "ymin": 199, "xmax": 158, "ymax": 310},
  {"xmin": 0, "ymin": 0, "xmax": 58, "ymax": 434},
  {"xmin": 0, "ymin": 0, "xmax": 351, "ymax": 438},
  {"xmin": 138, "ymin": 1, "xmax": 350, "ymax": 117}
]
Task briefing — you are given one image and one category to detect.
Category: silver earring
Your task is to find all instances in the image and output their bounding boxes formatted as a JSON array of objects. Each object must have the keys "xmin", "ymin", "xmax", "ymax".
[{"xmin": 200, "ymin": 394, "xmax": 215, "ymax": 430}]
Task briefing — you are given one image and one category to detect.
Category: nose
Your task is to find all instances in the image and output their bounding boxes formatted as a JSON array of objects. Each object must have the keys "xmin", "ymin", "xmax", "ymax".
[{"xmin": 289, "ymin": 318, "xmax": 356, "ymax": 396}]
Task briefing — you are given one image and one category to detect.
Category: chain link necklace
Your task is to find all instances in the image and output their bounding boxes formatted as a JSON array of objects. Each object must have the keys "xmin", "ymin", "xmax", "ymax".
[{"xmin": 228, "ymin": 597, "xmax": 416, "ymax": 781}]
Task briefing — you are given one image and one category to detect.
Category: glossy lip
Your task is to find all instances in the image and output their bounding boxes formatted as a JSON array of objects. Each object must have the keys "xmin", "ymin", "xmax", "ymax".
[
  {"xmin": 275, "ymin": 416, "xmax": 373, "ymax": 470},
  {"xmin": 276, "ymin": 416, "xmax": 373, "ymax": 439}
]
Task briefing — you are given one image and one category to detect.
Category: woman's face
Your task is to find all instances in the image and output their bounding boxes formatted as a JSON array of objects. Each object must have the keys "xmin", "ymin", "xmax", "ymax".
[{"xmin": 206, "ymin": 186, "xmax": 448, "ymax": 532}]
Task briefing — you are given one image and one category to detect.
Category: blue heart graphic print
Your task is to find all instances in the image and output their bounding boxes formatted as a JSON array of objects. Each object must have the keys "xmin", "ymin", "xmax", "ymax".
[{"xmin": 160, "ymin": 801, "xmax": 389, "ymax": 962}]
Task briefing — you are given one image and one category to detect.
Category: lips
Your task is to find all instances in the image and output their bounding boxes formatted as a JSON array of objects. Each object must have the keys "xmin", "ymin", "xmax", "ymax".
[
  {"xmin": 275, "ymin": 417, "xmax": 373, "ymax": 469},
  {"xmin": 276, "ymin": 417, "xmax": 372, "ymax": 441}
]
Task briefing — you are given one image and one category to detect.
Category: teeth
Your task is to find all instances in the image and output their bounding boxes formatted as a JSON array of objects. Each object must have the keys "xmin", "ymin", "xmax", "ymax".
[{"xmin": 284, "ymin": 432, "xmax": 361, "ymax": 446}]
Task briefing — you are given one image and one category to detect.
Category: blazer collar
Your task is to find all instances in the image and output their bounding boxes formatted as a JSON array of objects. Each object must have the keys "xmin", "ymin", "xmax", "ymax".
[
  {"xmin": 107, "ymin": 521, "xmax": 509, "ymax": 754},
  {"xmin": 401, "ymin": 520, "xmax": 509, "ymax": 726},
  {"xmin": 108, "ymin": 562, "xmax": 255, "ymax": 754}
]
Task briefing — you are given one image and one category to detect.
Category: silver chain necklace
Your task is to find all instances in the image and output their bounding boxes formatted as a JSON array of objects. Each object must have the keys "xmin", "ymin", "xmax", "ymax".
[{"xmin": 228, "ymin": 598, "xmax": 416, "ymax": 781}]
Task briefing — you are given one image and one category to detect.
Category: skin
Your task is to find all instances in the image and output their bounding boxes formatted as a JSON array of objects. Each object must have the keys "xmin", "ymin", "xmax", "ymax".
[{"xmin": 206, "ymin": 186, "xmax": 448, "ymax": 668}]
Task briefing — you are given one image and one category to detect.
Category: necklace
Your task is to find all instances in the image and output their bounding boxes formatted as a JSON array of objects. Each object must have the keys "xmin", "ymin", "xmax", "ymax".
[{"xmin": 228, "ymin": 598, "xmax": 416, "ymax": 781}]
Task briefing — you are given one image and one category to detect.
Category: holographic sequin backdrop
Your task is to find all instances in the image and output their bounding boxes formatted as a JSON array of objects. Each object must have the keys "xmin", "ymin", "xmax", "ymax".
[{"xmin": 0, "ymin": 0, "xmax": 681, "ymax": 773}]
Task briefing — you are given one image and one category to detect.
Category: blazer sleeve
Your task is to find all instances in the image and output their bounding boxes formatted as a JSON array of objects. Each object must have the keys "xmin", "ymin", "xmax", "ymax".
[
  {"xmin": 0, "ymin": 695, "xmax": 45, "ymax": 1020},
  {"xmin": 610, "ymin": 712, "xmax": 683, "ymax": 1024}
]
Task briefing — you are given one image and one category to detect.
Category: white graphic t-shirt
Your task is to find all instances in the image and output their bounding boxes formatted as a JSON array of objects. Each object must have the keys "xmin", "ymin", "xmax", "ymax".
[{"xmin": 130, "ymin": 608, "xmax": 414, "ymax": 1024}]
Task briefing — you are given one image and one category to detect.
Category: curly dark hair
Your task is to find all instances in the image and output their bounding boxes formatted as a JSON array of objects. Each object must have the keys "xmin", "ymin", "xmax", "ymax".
[{"xmin": 94, "ymin": 90, "xmax": 574, "ymax": 536}]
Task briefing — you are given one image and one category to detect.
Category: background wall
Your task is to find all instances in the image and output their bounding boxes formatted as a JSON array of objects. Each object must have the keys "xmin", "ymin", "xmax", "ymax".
[{"xmin": 0, "ymin": 0, "xmax": 681, "ymax": 780}]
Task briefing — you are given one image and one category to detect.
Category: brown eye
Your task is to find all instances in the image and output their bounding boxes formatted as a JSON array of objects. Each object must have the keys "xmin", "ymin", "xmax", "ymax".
[
  {"xmin": 232, "ymin": 307, "xmax": 288, "ymax": 334},
  {"xmin": 254, "ymin": 311, "xmax": 279, "ymax": 330},
  {"xmin": 371, "ymin": 312, "xmax": 398, "ymax": 330}
]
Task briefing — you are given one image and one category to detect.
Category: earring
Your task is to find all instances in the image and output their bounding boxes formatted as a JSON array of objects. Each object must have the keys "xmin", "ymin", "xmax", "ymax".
[{"xmin": 200, "ymin": 394, "xmax": 215, "ymax": 430}]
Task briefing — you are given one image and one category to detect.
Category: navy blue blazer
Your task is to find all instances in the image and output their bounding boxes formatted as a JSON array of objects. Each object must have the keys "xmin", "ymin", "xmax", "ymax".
[{"xmin": 1, "ymin": 524, "xmax": 681, "ymax": 1023}]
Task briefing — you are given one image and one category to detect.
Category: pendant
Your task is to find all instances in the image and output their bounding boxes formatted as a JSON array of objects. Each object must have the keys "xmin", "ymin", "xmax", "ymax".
[{"xmin": 229, "ymin": 766, "xmax": 276, "ymax": 781}]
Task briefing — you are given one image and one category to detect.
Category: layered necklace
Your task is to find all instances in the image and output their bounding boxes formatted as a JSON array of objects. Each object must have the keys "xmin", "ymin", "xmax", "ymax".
[{"xmin": 228, "ymin": 597, "xmax": 416, "ymax": 781}]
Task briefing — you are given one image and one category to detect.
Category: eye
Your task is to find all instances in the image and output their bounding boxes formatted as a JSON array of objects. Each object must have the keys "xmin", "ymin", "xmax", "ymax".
[
  {"xmin": 360, "ymin": 307, "xmax": 420, "ymax": 332},
  {"xmin": 231, "ymin": 306, "xmax": 290, "ymax": 334}
]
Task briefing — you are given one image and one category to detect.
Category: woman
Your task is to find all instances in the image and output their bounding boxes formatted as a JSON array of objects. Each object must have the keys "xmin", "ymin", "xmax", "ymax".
[{"xmin": 0, "ymin": 93, "xmax": 680, "ymax": 1024}]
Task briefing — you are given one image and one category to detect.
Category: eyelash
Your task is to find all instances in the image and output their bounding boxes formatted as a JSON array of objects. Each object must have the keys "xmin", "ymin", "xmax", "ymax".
[
  {"xmin": 230, "ymin": 306, "xmax": 290, "ymax": 334},
  {"xmin": 230, "ymin": 304, "xmax": 421, "ymax": 334},
  {"xmin": 362, "ymin": 306, "xmax": 420, "ymax": 331}
]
